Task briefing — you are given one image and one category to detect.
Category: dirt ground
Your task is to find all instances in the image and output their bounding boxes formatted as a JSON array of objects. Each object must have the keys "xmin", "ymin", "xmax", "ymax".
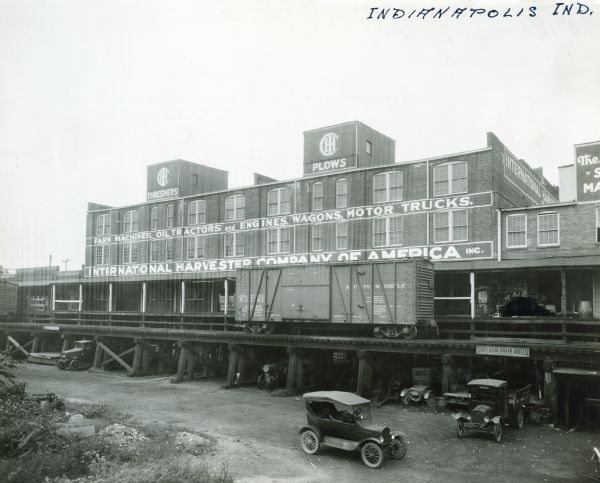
[{"xmin": 12, "ymin": 364, "xmax": 599, "ymax": 483}]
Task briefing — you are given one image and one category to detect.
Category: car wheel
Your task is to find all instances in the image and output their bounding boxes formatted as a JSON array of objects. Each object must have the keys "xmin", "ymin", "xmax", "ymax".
[
  {"xmin": 361, "ymin": 442, "xmax": 384, "ymax": 468},
  {"xmin": 300, "ymin": 430, "xmax": 319, "ymax": 455},
  {"xmin": 493, "ymin": 423, "xmax": 503, "ymax": 443},
  {"xmin": 516, "ymin": 409, "xmax": 524, "ymax": 430},
  {"xmin": 57, "ymin": 360, "xmax": 67, "ymax": 370},
  {"xmin": 402, "ymin": 394, "xmax": 411, "ymax": 406},
  {"xmin": 389, "ymin": 435, "xmax": 407, "ymax": 460},
  {"xmin": 69, "ymin": 359, "xmax": 81, "ymax": 371},
  {"xmin": 257, "ymin": 374, "xmax": 266, "ymax": 390},
  {"xmin": 456, "ymin": 421, "xmax": 465, "ymax": 439}
]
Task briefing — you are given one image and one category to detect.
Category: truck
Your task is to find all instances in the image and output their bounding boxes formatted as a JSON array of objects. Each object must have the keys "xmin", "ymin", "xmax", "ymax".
[{"xmin": 235, "ymin": 259, "xmax": 435, "ymax": 339}]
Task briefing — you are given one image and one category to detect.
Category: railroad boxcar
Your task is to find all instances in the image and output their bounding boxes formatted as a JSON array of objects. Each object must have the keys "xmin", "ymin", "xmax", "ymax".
[
  {"xmin": 235, "ymin": 259, "xmax": 435, "ymax": 339},
  {"xmin": 0, "ymin": 279, "xmax": 17, "ymax": 319}
]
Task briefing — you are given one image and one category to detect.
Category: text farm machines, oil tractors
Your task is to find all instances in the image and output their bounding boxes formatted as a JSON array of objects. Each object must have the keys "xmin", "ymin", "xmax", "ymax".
[{"xmin": 235, "ymin": 260, "xmax": 435, "ymax": 339}]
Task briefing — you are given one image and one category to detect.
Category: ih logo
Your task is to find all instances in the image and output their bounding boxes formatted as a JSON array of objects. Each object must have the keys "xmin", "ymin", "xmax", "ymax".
[
  {"xmin": 319, "ymin": 132, "xmax": 339, "ymax": 157},
  {"xmin": 157, "ymin": 167, "xmax": 170, "ymax": 187}
]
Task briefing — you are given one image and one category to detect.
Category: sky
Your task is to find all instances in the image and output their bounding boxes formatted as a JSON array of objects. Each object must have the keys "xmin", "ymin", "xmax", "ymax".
[{"xmin": 0, "ymin": 0, "xmax": 599, "ymax": 271}]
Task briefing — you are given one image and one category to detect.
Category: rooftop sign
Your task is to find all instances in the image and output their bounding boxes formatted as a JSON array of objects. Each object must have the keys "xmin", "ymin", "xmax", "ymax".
[{"xmin": 575, "ymin": 141, "xmax": 600, "ymax": 202}]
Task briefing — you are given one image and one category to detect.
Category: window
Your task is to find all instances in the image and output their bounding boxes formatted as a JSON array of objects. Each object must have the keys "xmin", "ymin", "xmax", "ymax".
[
  {"xmin": 150, "ymin": 206, "xmax": 158, "ymax": 230},
  {"xmin": 123, "ymin": 210, "xmax": 139, "ymax": 233},
  {"xmin": 267, "ymin": 187, "xmax": 291, "ymax": 216},
  {"xmin": 311, "ymin": 225, "xmax": 324, "ymax": 252},
  {"xmin": 537, "ymin": 212, "xmax": 559, "ymax": 247},
  {"xmin": 267, "ymin": 227, "xmax": 290, "ymax": 254},
  {"xmin": 224, "ymin": 232, "xmax": 244, "ymax": 257},
  {"xmin": 312, "ymin": 182, "xmax": 324, "ymax": 211},
  {"xmin": 225, "ymin": 195, "xmax": 245, "ymax": 221},
  {"xmin": 95, "ymin": 245, "xmax": 110, "ymax": 265},
  {"xmin": 506, "ymin": 214, "xmax": 527, "ymax": 249},
  {"xmin": 166, "ymin": 204, "xmax": 175, "ymax": 228},
  {"xmin": 187, "ymin": 236, "xmax": 206, "ymax": 259},
  {"xmin": 96, "ymin": 214, "xmax": 110, "ymax": 236},
  {"xmin": 188, "ymin": 200, "xmax": 206, "ymax": 225},
  {"xmin": 373, "ymin": 171, "xmax": 403, "ymax": 203},
  {"xmin": 373, "ymin": 216, "xmax": 403, "ymax": 247},
  {"xmin": 336, "ymin": 221, "xmax": 348, "ymax": 250},
  {"xmin": 191, "ymin": 174, "xmax": 198, "ymax": 186},
  {"xmin": 122, "ymin": 242, "xmax": 139, "ymax": 264},
  {"xmin": 433, "ymin": 210, "xmax": 468, "ymax": 243},
  {"xmin": 166, "ymin": 239, "xmax": 174, "ymax": 261},
  {"xmin": 150, "ymin": 240, "xmax": 158, "ymax": 262},
  {"xmin": 433, "ymin": 161, "xmax": 468, "ymax": 197},
  {"xmin": 336, "ymin": 179, "xmax": 347, "ymax": 208},
  {"xmin": 366, "ymin": 140, "xmax": 372, "ymax": 155}
]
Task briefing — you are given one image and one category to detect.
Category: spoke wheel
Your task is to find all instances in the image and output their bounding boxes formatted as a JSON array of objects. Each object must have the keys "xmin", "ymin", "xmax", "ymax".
[
  {"xmin": 456, "ymin": 421, "xmax": 465, "ymax": 439},
  {"xmin": 257, "ymin": 374, "xmax": 266, "ymax": 390},
  {"xmin": 402, "ymin": 326, "xmax": 418, "ymax": 340},
  {"xmin": 402, "ymin": 394, "xmax": 411, "ymax": 406},
  {"xmin": 57, "ymin": 360, "xmax": 67, "ymax": 370},
  {"xmin": 300, "ymin": 430, "xmax": 319, "ymax": 455},
  {"xmin": 493, "ymin": 423, "xmax": 503, "ymax": 443},
  {"xmin": 389, "ymin": 436, "xmax": 407, "ymax": 460},
  {"xmin": 516, "ymin": 409, "xmax": 524, "ymax": 430},
  {"xmin": 361, "ymin": 442, "xmax": 384, "ymax": 468},
  {"xmin": 69, "ymin": 359, "xmax": 81, "ymax": 370},
  {"xmin": 373, "ymin": 327, "xmax": 386, "ymax": 339}
]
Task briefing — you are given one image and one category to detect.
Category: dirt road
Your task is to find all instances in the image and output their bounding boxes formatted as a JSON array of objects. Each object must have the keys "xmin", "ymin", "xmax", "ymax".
[{"xmin": 13, "ymin": 364, "xmax": 597, "ymax": 482}]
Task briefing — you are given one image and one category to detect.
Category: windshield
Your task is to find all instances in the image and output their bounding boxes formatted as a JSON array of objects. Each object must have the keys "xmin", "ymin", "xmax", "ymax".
[
  {"xmin": 352, "ymin": 404, "xmax": 371, "ymax": 421},
  {"xmin": 469, "ymin": 386, "xmax": 498, "ymax": 403}
]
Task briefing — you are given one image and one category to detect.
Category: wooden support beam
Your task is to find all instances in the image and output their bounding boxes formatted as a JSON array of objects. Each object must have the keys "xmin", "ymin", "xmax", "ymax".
[
  {"xmin": 61, "ymin": 336, "xmax": 72, "ymax": 352},
  {"xmin": 441, "ymin": 355, "xmax": 454, "ymax": 394},
  {"xmin": 286, "ymin": 347, "xmax": 304, "ymax": 393},
  {"xmin": 31, "ymin": 336, "xmax": 40, "ymax": 354},
  {"xmin": 357, "ymin": 351, "xmax": 373, "ymax": 397},
  {"xmin": 7, "ymin": 336, "xmax": 30, "ymax": 356},
  {"xmin": 225, "ymin": 344, "xmax": 244, "ymax": 388},
  {"xmin": 561, "ymin": 268, "xmax": 567, "ymax": 343},
  {"xmin": 92, "ymin": 341, "xmax": 103, "ymax": 369},
  {"xmin": 173, "ymin": 344, "xmax": 192, "ymax": 383},
  {"xmin": 101, "ymin": 346, "xmax": 136, "ymax": 368},
  {"xmin": 96, "ymin": 341, "xmax": 134, "ymax": 375}
]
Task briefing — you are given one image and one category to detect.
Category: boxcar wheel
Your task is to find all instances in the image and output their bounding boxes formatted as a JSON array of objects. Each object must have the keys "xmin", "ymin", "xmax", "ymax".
[
  {"xmin": 300, "ymin": 430, "xmax": 319, "ymax": 455},
  {"xmin": 493, "ymin": 423, "xmax": 503, "ymax": 443},
  {"xmin": 516, "ymin": 409, "xmax": 524, "ymax": 429},
  {"xmin": 389, "ymin": 435, "xmax": 407, "ymax": 460},
  {"xmin": 361, "ymin": 442, "xmax": 384, "ymax": 468},
  {"xmin": 402, "ymin": 326, "xmax": 418, "ymax": 340},
  {"xmin": 456, "ymin": 421, "xmax": 465, "ymax": 438}
]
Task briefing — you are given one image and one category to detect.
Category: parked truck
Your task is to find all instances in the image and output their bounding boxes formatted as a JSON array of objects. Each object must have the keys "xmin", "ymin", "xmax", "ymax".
[{"xmin": 235, "ymin": 259, "xmax": 435, "ymax": 338}]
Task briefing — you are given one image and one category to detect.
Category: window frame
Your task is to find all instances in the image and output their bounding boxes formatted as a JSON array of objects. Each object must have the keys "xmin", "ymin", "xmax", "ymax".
[
  {"xmin": 336, "ymin": 178, "xmax": 347, "ymax": 209},
  {"xmin": 225, "ymin": 194, "xmax": 246, "ymax": 221},
  {"xmin": 433, "ymin": 209, "xmax": 468, "ymax": 244},
  {"xmin": 122, "ymin": 242, "xmax": 139, "ymax": 264},
  {"xmin": 188, "ymin": 200, "xmax": 207, "ymax": 225},
  {"xmin": 537, "ymin": 211, "xmax": 560, "ymax": 247},
  {"xmin": 150, "ymin": 206, "xmax": 158, "ymax": 231},
  {"xmin": 597, "ymin": 208, "xmax": 600, "ymax": 244},
  {"xmin": 224, "ymin": 232, "xmax": 245, "ymax": 257},
  {"xmin": 373, "ymin": 171, "xmax": 403, "ymax": 204},
  {"xmin": 187, "ymin": 236, "xmax": 206, "ymax": 260},
  {"xmin": 433, "ymin": 161, "xmax": 468, "ymax": 197},
  {"xmin": 96, "ymin": 213, "xmax": 111, "ymax": 236},
  {"xmin": 165, "ymin": 238, "xmax": 174, "ymax": 261},
  {"xmin": 123, "ymin": 210, "xmax": 139, "ymax": 233},
  {"xmin": 267, "ymin": 227, "xmax": 291, "ymax": 255},
  {"xmin": 336, "ymin": 221, "xmax": 348, "ymax": 250},
  {"xmin": 366, "ymin": 140, "xmax": 372, "ymax": 155},
  {"xmin": 506, "ymin": 214, "xmax": 528, "ymax": 249},
  {"xmin": 311, "ymin": 224, "xmax": 325, "ymax": 252},
  {"xmin": 267, "ymin": 187, "xmax": 291, "ymax": 216},
  {"xmin": 372, "ymin": 215, "xmax": 404, "ymax": 248},
  {"xmin": 312, "ymin": 182, "xmax": 324, "ymax": 211},
  {"xmin": 166, "ymin": 204, "xmax": 175, "ymax": 228},
  {"xmin": 95, "ymin": 245, "xmax": 110, "ymax": 265}
]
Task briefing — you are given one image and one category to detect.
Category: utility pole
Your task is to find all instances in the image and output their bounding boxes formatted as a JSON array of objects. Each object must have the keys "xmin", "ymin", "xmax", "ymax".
[{"xmin": 62, "ymin": 258, "xmax": 70, "ymax": 271}]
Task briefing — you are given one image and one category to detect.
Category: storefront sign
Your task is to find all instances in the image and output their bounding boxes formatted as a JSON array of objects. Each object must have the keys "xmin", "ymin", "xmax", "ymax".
[
  {"xmin": 147, "ymin": 187, "xmax": 179, "ymax": 201},
  {"xmin": 84, "ymin": 241, "xmax": 493, "ymax": 278},
  {"xmin": 89, "ymin": 192, "xmax": 493, "ymax": 246},
  {"xmin": 475, "ymin": 345, "xmax": 530, "ymax": 358},
  {"xmin": 575, "ymin": 141, "xmax": 600, "ymax": 202},
  {"xmin": 501, "ymin": 146, "xmax": 557, "ymax": 205}
]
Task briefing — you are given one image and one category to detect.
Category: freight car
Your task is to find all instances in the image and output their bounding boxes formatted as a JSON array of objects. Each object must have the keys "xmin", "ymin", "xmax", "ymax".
[
  {"xmin": 235, "ymin": 259, "xmax": 435, "ymax": 339},
  {"xmin": 0, "ymin": 279, "xmax": 17, "ymax": 320}
]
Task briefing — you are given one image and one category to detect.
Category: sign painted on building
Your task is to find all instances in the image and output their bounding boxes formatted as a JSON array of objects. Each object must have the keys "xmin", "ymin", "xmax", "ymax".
[
  {"xmin": 147, "ymin": 187, "xmax": 179, "ymax": 201},
  {"xmin": 501, "ymin": 146, "xmax": 557, "ymax": 205},
  {"xmin": 475, "ymin": 345, "xmax": 530, "ymax": 358},
  {"xmin": 304, "ymin": 123, "xmax": 359, "ymax": 175},
  {"xmin": 89, "ymin": 192, "xmax": 493, "ymax": 247},
  {"xmin": 147, "ymin": 162, "xmax": 180, "ymax": 201},
  {"xmin": 575, "ymin": 141, "xmax": 600, "ymax": 202},
  {"xmin": 84, "ymin": 241, "xmax": 494, "ymax": 278}
]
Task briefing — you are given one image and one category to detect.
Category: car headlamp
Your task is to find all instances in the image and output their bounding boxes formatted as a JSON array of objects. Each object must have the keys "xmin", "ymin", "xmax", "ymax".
[{"xmin": 484, "ymin": 416, "xmax": 490, "ymax": 423}]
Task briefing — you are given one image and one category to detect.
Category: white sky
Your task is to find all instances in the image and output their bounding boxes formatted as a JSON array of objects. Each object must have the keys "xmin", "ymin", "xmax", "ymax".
[{"xmin": 1, "ymin": 0, "xmax": 599, "ymax": 270}]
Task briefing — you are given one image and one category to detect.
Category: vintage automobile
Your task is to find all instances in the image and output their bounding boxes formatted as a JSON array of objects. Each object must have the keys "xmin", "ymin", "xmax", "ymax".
[
  {"xmin": 257, "ymin": 363, "xmax": 285, "ymax": 390},
  {"xmin": 56, "ymin": 340, "xmax": 95, "ymax": 370},
  {"xmin": 299, "ymin": 391, "xmax": 408, "ymax": 468},
  {"xmin": 400, "ymin": 367, "xmax": 436, "ymax": 406},
  {"xmin": 452, "ymin": 379, "xmax": 529, "ymax": 443}
]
